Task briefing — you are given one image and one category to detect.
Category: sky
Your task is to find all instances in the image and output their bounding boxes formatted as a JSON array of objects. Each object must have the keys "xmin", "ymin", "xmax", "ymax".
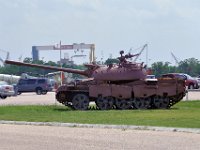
[{"xmin": 0, "ymin": 0, "xmax": 200, "ymax": 66}]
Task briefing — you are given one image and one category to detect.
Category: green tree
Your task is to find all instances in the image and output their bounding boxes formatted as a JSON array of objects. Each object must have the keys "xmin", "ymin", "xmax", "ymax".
[
  {"xmin": 178, "ymin": 58, "xmax": 200, "ymax": 76},
  {"xmin": 151, "ymin": 61, "xmax": 171, "ymax": 77},
  {"xmin": 104, "ymin": 58, "xmax": 119, "ymax": 65},
  {"xmin": 23, "ymin": 57, "xmax": 33, "ymax": 63}
]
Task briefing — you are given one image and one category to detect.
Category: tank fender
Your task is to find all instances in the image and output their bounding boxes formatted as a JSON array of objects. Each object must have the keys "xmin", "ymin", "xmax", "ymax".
[
  {"xmin": 111, "ymin": 85, "xmax": 132, "ymax": 99},
  {"xmin": 89, "ymin": 84, "xmax": 112, "ymax": 98},
  {"xmin": 132, "ymin": 84, "xmax": 157, "ymax": 98},
  {"xmin": 157, "ymin": 78, "xmax": 178, "ymax": 97},
  {"xmin": 56, "ymin": 85, "xmax": 71, "ymax": 93},
  {"xmin": 89, "ymin": 84, "xmax": 132, "ymax": 99}
]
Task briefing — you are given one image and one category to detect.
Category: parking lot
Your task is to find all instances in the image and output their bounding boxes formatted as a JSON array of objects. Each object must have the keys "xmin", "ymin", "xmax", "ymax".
[
  {"xmin": 0, "ymin": 91, "xmax": 199, "ymax": 106},
  {"xmin": 183, "ymin": 90, "xmax": 200, "ymax": 101},
  {"xmin": 0, "ymin": 92, "xmax": 57, "ymax": 106}
]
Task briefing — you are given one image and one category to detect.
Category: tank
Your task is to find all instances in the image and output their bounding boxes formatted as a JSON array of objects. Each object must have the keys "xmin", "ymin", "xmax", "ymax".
[{"xmin": 5, "ymin": 51, "xmax": 186, "ymax": 110}]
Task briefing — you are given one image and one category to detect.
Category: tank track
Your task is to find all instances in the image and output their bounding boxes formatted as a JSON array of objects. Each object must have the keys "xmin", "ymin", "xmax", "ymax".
[{"xmin": 56, "ymin": 91, "xmax": 185, "ymax": 110}]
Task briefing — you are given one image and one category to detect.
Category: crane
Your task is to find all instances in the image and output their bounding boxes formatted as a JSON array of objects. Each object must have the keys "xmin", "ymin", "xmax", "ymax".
[
  {"xmin": 32, "ymin": 43, "xmax": 95, "ymax": 63},
  {"xmin": 133, "ymin": 44, "xmax": 148, "ymax": 62},
  {"xmin": 0, "ymin": 49, "xmax": 10, "ymax": 66},
  {"xmin": 171, "ymin": 52, "xmax": 179, "ymax": 65},
  {"xmin": 0, "ymin": 57, "xmax": 4, "ymax": 65},
  {"xmin": 0, "ymin": 49, "xmax": 10, "ymax": 60}
]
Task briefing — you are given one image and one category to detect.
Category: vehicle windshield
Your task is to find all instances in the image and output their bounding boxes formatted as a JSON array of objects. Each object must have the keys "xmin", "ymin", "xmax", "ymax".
[
  {"xmin": 146, "ymin": 75, "xmax": 156, "ymax": 79},
  {"xmin": 183, "ymin": 74, "xmax": 193, "ymax": 80},
  {"xmin": 175, "ymin": 74, "xmax": 186, "ymax": 80}
]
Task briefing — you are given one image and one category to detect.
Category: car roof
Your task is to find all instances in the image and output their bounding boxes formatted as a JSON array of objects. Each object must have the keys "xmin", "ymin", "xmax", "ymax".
[
  {"xmin": 20, "ymin": 78, "xmax": 48, "ymax": 80},
  {"xmin": 162, "ymin": 73, "xmax": 187, "ymax": 76}
]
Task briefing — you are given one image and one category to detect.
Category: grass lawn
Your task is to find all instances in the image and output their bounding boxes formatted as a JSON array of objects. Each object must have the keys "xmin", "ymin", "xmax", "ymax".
[{"xmin": 0, "ymin": 101, "xmax": 200, "ymax": 128}]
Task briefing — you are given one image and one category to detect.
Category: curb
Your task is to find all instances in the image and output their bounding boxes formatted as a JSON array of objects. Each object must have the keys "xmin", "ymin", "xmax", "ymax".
[{"xmin": 0, "ymin": 120, "xmax": 200, "ymax": 134}]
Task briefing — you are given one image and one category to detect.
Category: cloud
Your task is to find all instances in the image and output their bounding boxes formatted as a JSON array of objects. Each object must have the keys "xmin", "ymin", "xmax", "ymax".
[
  {"xmin": 0, "ymin": 0, "xmax": 200, "ymax": 63},
  {"xmin": 62, "ymin": 0, "xmax": 102, "ymax": 12},
  {"xmin": 153, "ymin": 0, "xmax": 174, "ymax": 11},
  {"xmin": 153, "ymin": 0, "xmax": 200, "ymax": 20}
]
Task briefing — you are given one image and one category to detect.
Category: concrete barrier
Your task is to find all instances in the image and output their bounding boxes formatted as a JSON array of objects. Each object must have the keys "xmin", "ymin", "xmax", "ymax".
[{"xmin": 183, "ymin": 89, "xmax": 200, "ymax": 101}]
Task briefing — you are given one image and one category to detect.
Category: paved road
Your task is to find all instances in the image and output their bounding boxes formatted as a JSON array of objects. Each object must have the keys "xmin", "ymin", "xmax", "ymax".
[
  {"xmin": 0, "ymin": 91, "xmax": 199, "ymax": 106},
  {"xmin": 0, "ymin": 124, "xmax": 200, "ymax": 150}
]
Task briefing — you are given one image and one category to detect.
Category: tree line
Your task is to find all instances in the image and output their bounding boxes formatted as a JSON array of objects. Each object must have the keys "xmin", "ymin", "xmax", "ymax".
[{"xmin": 151, "ymin": 58, "xmax": 200, "ymax": 77}]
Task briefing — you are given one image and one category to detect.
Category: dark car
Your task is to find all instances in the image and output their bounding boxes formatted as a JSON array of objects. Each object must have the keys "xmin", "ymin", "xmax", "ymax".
[
  {"xmin": 161, "ymin": 73, "xmax": 199, "ymax": 89},
  {"xmin": 17, "ymin": 78, "xmax": 53, "ymax": 95}
]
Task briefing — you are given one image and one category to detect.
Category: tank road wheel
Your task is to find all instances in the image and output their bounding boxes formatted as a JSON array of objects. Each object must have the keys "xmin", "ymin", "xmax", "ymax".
[
  {"xmin": 133, "ymin": 97, "xmax": 151, "ymax": 109},
  {"xmin": 96, "ymin": 96, "xmax": 114, "ymax": 110},
  {"xmin": 153, "ymin": 97, "xmax": 170, "ymax": 109},
  {"xmin": 72, "ymin": 93, "xmax": 89, "ymax": 110},
  {"xmin": 115, "ymin": 98, "xmax": 132, "ymax": 110}
]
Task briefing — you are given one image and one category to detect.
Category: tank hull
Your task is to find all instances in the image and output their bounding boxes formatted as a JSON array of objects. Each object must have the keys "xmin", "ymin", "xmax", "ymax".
[{"xmin": 56, "ymin": 77, "xmax": 186, "ymax": 110}]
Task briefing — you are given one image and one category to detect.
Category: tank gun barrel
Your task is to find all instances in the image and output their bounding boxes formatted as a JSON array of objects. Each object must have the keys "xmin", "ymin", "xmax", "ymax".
[{"xmin": 5, "ymin": 60, "xmax": 89, "ymax": 77}]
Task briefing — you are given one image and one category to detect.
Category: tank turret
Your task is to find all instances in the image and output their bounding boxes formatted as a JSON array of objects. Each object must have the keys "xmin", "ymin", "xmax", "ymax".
[{"xmin": 5, "ymin": 51, "xmax": 147, "ymax": 81}]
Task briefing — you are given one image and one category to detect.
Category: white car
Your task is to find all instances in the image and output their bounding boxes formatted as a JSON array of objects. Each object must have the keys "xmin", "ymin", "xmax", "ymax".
[
  {"xmin": 146, "ymin": 75, "xmax": 157, "ymax": 82},
  {"xmin": 0, "ymin": 81, "xmax": 15, "ymax": 99},
  {"xmin": 146, "ymin": 75, "xmax": 156, "ymax": 79}
]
